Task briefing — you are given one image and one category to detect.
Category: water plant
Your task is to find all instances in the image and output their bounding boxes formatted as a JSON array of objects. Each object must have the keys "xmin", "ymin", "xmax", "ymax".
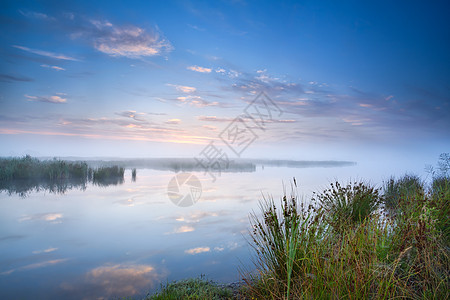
[
  {"xmin": 0, "ymin": 155, "xmax": 126, "ymax": 194},
  {"xmin": 243, "ymin": 175, "xmax": 449, "ymax": 299},
  {"xmin": 146, "ymin": 276, "xmax": 233, "ymax": 300}
]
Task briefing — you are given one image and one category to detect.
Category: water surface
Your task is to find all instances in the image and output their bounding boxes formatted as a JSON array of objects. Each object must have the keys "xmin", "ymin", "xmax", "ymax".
[{"xmin": 0, "ymin": 158, "xmax": 428, "ymax": 299}]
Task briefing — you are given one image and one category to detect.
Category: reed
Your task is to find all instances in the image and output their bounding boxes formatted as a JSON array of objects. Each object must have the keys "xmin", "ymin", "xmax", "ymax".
[{"xmin": 243, "ymin": 176, "xmax": 449, "ymax": 299}]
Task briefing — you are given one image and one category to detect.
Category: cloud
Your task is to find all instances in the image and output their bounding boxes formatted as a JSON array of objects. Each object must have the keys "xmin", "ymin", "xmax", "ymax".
[
  {"xmin": 165, "ymin": 119, "xmax": 181, "ymax": 124},
  {"xmin": 25, "ymin": 94, "xmax": 67, "ymax": 104},
  {"xmin": 169, "ymin": 225, "xmax": 195, "ymax": 234},
  {"xmin": 187, "ymin": 65, "xmax": 212, "ymax": 73},
  {"xmin": 40, "ymin": 64, "xmax": 65, "ymax": 71},
  {"xmin": 32, "ymin": 247, "xmax": 58, "ymax": 254},
  {"xmin": 174, "ymin": 211, "xmax": 219, "ymax": 223},
  {"xmin": 215, "ymin": 67, "xmax": 239, "ymax": 78},
  {"xmin": 12, "ymin": 45, "xmax": 79, "ymax": 61},
  {"xmin": 176, "ymin": 96, "xmax": 222, "ymax": 107},
  {"xmin": 77, "ymin": 20, "xmax": 173, "ymax": 59},
  {"xmin": 19, "ymin": 10, "xmax": 53, "ymax": 20},
  {"xmin": 19, "ymin": 213, "xmax": 63, "ymax": 223},
  {"xmin": 185, "ymin": 247, "xmax": 210, "ymax": 255},
  {"xmin": 202, "ymin": 125, "xmax": 217, "ymax": 131},
  {"xmin": 0, "ymin": 259, "xmax": 69, "ymax": 275},
  {"xmin": 115, "ymin": 110, "xmax": 146, "ymax": 122},
  {"xmin": 0, "ymin": 74, "xmax": 33, "ymax": 82},
  {"xmin": 167, "ymin": 84, "xmax": 196, "ymax": 93},
  {"xmin": 197, "ymin": 116, "xmax": 235, "ymax": 122},
  {"xmin": 60, "ymin": 263, "xmax": 164, "ymax": 298}
]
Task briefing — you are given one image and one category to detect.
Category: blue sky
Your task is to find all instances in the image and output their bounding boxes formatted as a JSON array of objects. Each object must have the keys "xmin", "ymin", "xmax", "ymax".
[{"xmin": 0, "ymin": 0, "xmax": 449, "ymax": 161}]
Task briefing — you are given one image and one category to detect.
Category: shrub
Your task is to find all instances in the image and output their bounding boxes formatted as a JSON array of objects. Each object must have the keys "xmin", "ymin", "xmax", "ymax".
[{"xmin": 313, "ymin": 181, "xmax": 381, "ymax": 232}]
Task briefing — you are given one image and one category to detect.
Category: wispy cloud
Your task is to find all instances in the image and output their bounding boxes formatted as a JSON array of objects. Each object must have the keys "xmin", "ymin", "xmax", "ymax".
[
  {"xmin": 25, "ymin": 94, "xmax": 67, "ymax": 104},
  {"xmin": 75, "ymin": 20, "xmax": 173, "ymax": 59},
  {"xmin": 32, "ymin": 247, "xmax": 58, "ymax": 254},
  {"xmin": 115, "ymin": 110, "xmax": 147, "ymax": 122},
  {"xmin": 185, "ymin": 247, "xmax": 210, "ymax": 255},
  {"xmin": 0, "ymin": 259, "xmax": 69, "ymax": 276},
  {"xmin": 40, "ymin": 64, "xmax": 65, "ymax": 71},
  {"xmin": 0, "ymin": 74, "xmax": 33, "ymax": 82},
  {"xmin": 167, "ymin": 84, "xmax": 196, "ymax": 93},
  {"xmin": 19, "ymin": 213, "xmax": 63, "ymax": 223},
  {"xmin": 187, "ymin": 65, "xmax": 212, "ymax": 73},
  {"xmin": 18, "ymin": 10, "xmax": 54, "ymax": 21},
  {"xmin": 197, "ymin": 116, "xmax": 235, "ymax": 122},
  {"xmin": 165, "ymin": 119, "xmax": 181, "ymax": 125},
  {"xmin": 13, "ymin": 45, "xmax": 79, "ymax": 61},
  {"xmin": 60, "ymin": 263, "xmax": 163, "ymax": 298},
  {"xmin": 167, "ymin": 225, "xmax": 195, "ymax": 234},
  {"xmin": 215, "ymin": 67, "xmax": 240, "ymax": 78},
  {"xmin": 176, "ymin": 95, "xmax": 222, "ymax": 107}
]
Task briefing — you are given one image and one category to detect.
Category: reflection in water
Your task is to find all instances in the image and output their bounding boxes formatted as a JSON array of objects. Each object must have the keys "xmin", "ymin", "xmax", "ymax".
[
  {"xmin": 1, "ymin": 258, "xmax": 69, "ymax": 276},
  {"xmin": 18, "ymin": 213, "xmax": 63, "ymax": 224},
  {"xmin": 92, "ymin": 176, "xmax": 124, "ymax": 187},
  {"xmin": 0, "ymin": 176, "xmax": 124, "ymax": 196},
  {"xmin": 0, "ymin": 178, "xmax": 88, "ymax": 197},
  {"xmin": 60, "ymin": 263, "xmax": 164, "ymax": 299},
  {"xmin": 0, "ymin": 158, "xmax": 355, "ymax": 196},
  {"xmin": 185, "ymin": 247, "xmax": 210, "ymax": 255},
  {"xmin": 1, "ymin": 161, "xmax": 381, "ymax": 300}
]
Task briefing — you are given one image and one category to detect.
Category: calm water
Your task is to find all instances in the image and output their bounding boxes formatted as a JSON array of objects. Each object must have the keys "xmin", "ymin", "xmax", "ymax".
[{"xmin": 0, "ymin": 159, "xmax": 429, "ymax": 299}]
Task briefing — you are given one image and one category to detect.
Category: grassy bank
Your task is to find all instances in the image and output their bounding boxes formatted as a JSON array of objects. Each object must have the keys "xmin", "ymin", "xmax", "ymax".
[
  {"xmin": 241, "ymin": 158, "xmax": 449, "ymax": 299},
  {"xmin": 145, "ymin": 154, "xmax": 449, "ymax": 299}
]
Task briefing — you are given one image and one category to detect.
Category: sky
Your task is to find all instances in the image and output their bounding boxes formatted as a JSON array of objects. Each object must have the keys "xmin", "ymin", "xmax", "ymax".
[{"xmin": 0, "ymin": 0, "xmax": 449, "ymax": 163}]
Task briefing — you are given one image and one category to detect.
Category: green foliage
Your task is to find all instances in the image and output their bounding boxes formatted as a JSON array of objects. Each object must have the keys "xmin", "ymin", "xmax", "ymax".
[
  {"xmin": 313, "ymin": 181, "xmax": 381, "ymax": 232},
  {"xmin": 430, "ymin": 176, "xmax": 450, "ymax": 244},
  {"xmin": 244, "ymin": 176, "xmax": 449, "ymax": 299},
  {"xmin": 146, "ymin": 277, "xmax": 232, "ymax": 300},
  {"xmin": 383, "ymin": 174, "xmax": 424, "ymax": 213}
]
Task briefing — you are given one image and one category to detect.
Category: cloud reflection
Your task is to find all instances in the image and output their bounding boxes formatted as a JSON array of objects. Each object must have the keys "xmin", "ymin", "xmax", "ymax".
[
  {"xmin": 19, "ymin": 213, "xmax": 63, "ymax": 224},
  {"xmin": 60, "ymin": 263, "xmax": 163, "ymax": 299},
  {"xmin": 185, "ymin": 247, "xmax": 210, "ymax": 255},
  {"xmin": 1, "ymin": 258, "xmax": 69, "ymax": 275}
]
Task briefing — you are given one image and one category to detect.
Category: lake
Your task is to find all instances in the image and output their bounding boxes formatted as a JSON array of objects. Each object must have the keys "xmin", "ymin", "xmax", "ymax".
[{"xmin": 0, "ymin": 157, "xmax": 430, "ymax": 299}]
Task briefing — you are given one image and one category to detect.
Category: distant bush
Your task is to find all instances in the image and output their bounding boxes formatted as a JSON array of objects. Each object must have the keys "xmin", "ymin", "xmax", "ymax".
[
  {"xmin": 0, "ymin": 155, "xmax": 89, "ymax": 181},
  {"xmin": 312, "ymin": 181, "xmax": 381, "ymax": 232},
  {"xmin": 92, "ymin": 166, "xmax": 125, "ymax": 186},
  {"xmin": 0, "ymin": 156, "xmax": 127, "ymax": 194}
]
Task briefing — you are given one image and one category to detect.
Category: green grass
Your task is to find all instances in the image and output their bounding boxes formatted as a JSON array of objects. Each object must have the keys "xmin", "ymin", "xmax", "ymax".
[
  {"xmin": 145, "ymin": 277, "xmax": 233, "ymax": 300},
  {"xmin": 312, "ymin": 180, "xmax": 381, "ymax": 232},
  {"xmin": 243, "ymin": 173, "xmax": 450, "ymax": 299}
]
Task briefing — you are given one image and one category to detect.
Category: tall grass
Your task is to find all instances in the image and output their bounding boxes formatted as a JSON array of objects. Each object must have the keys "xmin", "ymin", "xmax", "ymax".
[
  {"xmin": 313, "ymin": 180, "xmax": 381, "ymax": 232},
  {"xmin": 0, "ymin": 155, "xmax": 127, "ymax": 194},
  {"xmin": 146, "ymin": 277, "xmax": 232, "ymax": 300},
  {"xmin": 92, "ymin": 166, "xmax": 125, "ymax": 186},
  {"xmin": 243, "ymin": 175, "xmax": 449, "ymax": 299},
  {"xmin": 0, "ymin": 155, "xmax": 89, "ymax": 181}
]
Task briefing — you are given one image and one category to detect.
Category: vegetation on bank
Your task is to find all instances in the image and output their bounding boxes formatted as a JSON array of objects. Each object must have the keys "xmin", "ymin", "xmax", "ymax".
[
  {"xmin": 145, "ymin": 277, "xmax": 233, "ymax": 300},
  {"xmin": 241, "ymin": 154, "xmax": 449, "ymax": 299},
  {"xmin": 0, "ymin": 155, "xmax": 89, "ymax": 181},
  {"xmin": 142, "ymin": 154, "xmax": 449, "ymax": 299},
  {"xmin": 0, "ymin": 155, "xmax": 129, "ymax": 194}
]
